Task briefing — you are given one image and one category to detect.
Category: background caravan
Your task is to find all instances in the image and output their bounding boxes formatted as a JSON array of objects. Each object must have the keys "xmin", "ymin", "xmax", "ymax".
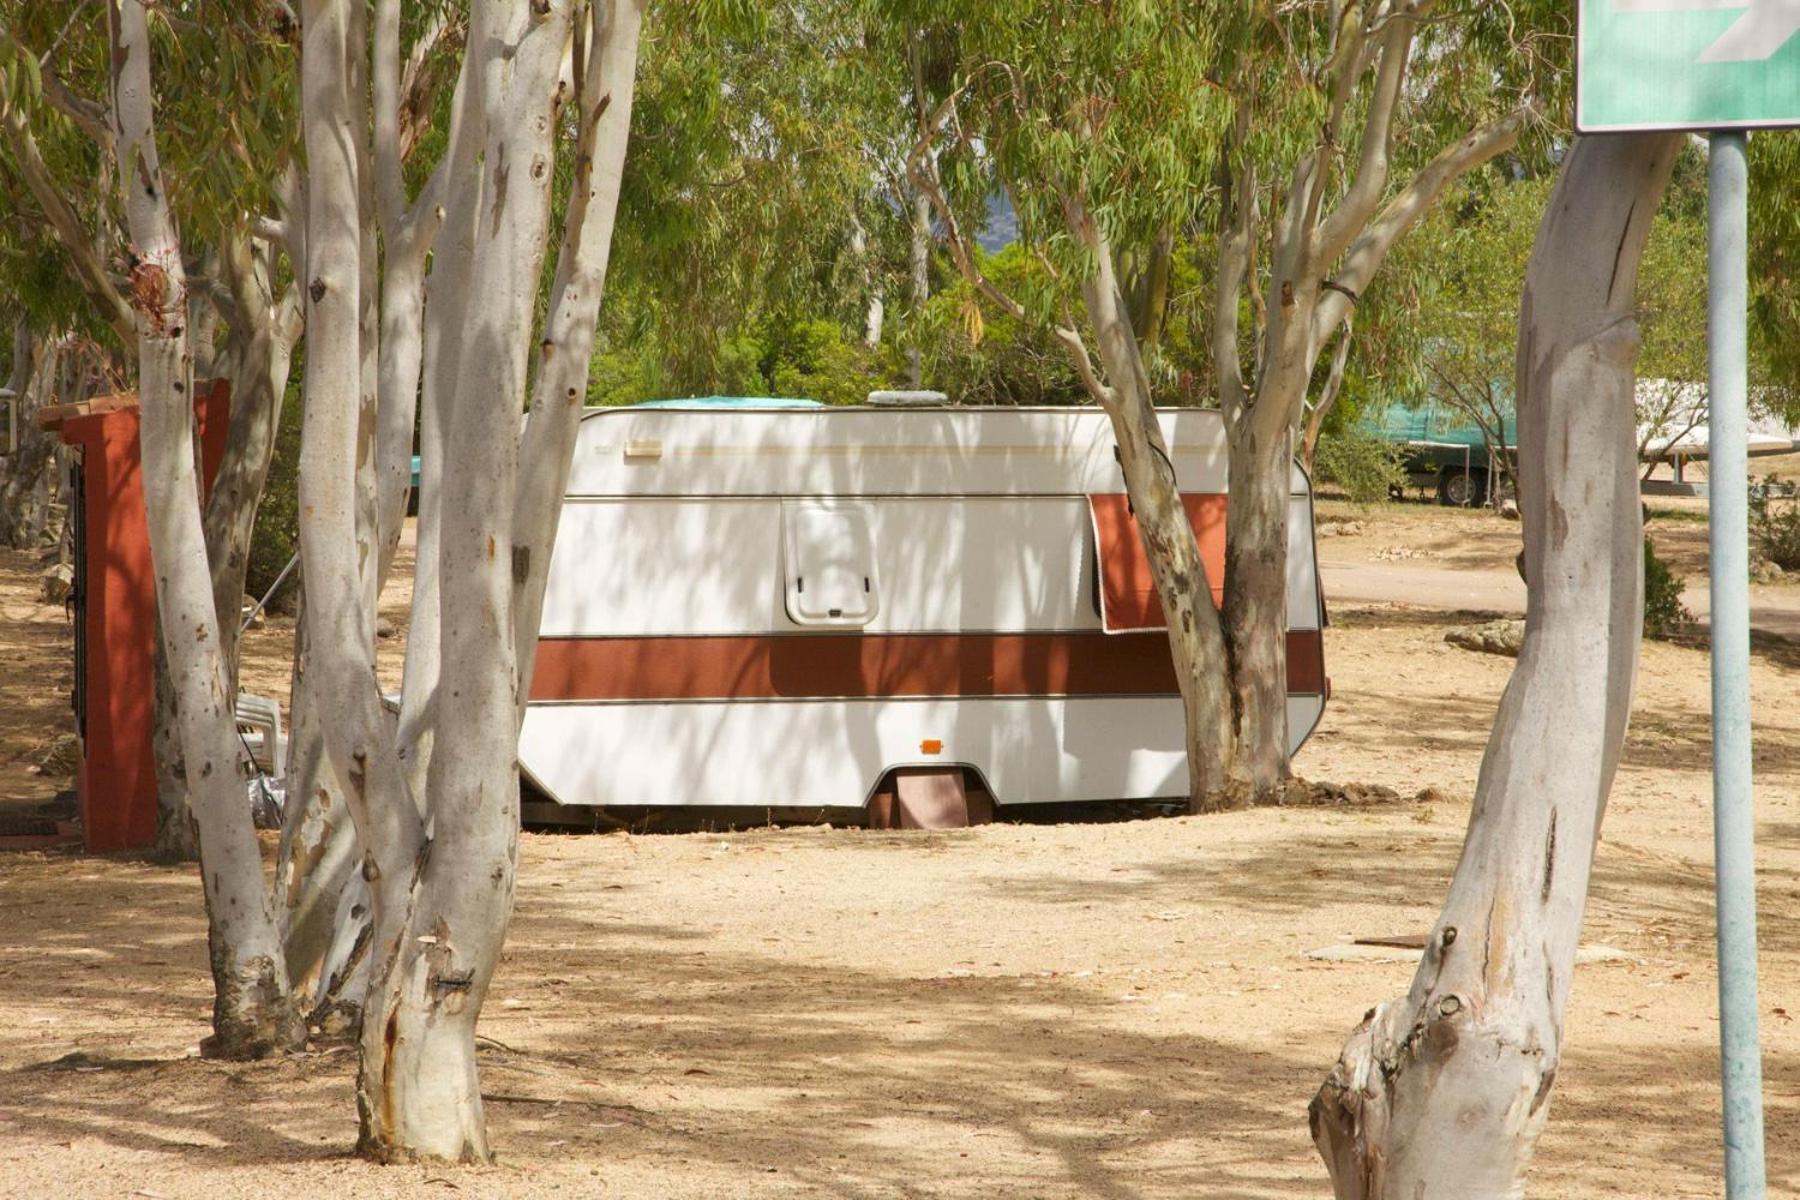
[{"xmin": 518, "ymin": 400, "xmax": 1328, "ymax": 822}]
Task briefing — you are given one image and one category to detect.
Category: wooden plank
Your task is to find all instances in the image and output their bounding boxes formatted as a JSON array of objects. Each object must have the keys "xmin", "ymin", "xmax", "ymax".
[{"xmin": 33, "ymin": 393, "xmax": 140, "ymax": 432}]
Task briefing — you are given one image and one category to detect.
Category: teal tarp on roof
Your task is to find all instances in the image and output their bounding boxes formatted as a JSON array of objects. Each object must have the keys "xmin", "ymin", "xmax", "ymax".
[{"xmin": 1366, "ymin": 401, "xmax": 1517, "ymax": 449}]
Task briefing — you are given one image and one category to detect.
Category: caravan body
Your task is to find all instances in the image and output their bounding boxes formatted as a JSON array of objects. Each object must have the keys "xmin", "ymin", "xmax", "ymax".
[{"xmin": 519, "ymin": 404, "xmax": 1327, "ymax": 810}]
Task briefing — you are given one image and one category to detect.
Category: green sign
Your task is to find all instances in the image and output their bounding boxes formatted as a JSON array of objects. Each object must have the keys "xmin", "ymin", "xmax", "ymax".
[{"xmin": 1578, "ymin": 1, "xmax": 1800, "ymax": 131}]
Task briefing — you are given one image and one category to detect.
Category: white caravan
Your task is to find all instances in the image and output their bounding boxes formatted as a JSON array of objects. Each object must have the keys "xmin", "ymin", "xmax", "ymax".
[{"xmin": 518, "ymin": 401, "xmax": 1328, "ymax": 815}]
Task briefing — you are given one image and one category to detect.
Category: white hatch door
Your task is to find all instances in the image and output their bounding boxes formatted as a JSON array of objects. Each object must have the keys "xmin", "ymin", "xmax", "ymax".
[{"xmin": 782, "ymin": 501, "xmax": 879, "ymax": 627}]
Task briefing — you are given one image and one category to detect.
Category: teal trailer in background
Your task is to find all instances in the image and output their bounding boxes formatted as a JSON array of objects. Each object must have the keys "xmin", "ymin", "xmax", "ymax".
[{"xmin": 1364, "ymin": 402, "xmax": 1517, "ymax": 506}]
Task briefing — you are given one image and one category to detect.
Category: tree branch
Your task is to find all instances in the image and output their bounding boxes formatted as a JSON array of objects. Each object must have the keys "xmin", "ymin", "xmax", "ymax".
[
  {"xmin": 398, "ymin": 10, "xmax": 459, "ymax": 162},
  {"xmin": 906, "ymin": 92, "xmax": 1110, "ymax": 407},
  {"xmin": 40, "ymin": 67, "xmax": 115, "ymax": 152},
  {"xmin": 1302, "ymin": 311, "xmax": 1354, "ymax": 466},
  {"xmin": 1313, "ymin": 105, "xmax": 1528, "ymax": 342},
  {"xmin": 0, "ymin": 103, "xmax": 134, "ymax": 343},
  {"xmin": 372, "ymin": 0, "xmax": 407, "ymax": 233},
  {"xmin": 1213, "ymin": 105, "xmax": 1256, "ymax": 425},
  {"xmin": 1312, "ymin": 9, "xmax": 1423, "ymax": 271}
]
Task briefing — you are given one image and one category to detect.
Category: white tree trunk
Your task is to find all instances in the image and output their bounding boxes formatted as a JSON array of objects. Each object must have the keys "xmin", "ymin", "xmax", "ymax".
[
  {"xmin": 278, "ymin": 0, "xmax": 450, "ymax": 1023},
  {"xmin": 849, "ymin": 220, "xmax": 884, "ymax": 347},
  {"xmin": 364, "ymin": 0, "xmax": 571, "ymax": 1159},
  {"xmin": 1311, "ymin": 131, "xmax": 1681, "ymax": 1199},
  {"xmin": 294, "ymin": 0, "xmax": 643, "ymax": 1158},
  {"xmin": 150, "ymin": 635, "xmax": 199, "ymax": 860},
  {"xmin": 275, "ymin": 603, "xmax": 364, "ymax": 1012},
  {"xmin": 908, "ymin": 189, "xmax": 930, "ymax": 387},
  {"xmin": 206, "ymin": 235, "xmax": 299, "ymax": 695},
  {"xmin": 295, "ymin": 0, "xmax": 433, "ymax": 1139},
  {"xmin": 397, "ymin": 5, "xmax": 490, "ymax": 802},
  {"xmin": 373, "ymin": 243, "xmax": 429, "ymax": 581},
  {"xmin": 108, "ymin": 0, "xmax": 301, "ymax": 1058}
]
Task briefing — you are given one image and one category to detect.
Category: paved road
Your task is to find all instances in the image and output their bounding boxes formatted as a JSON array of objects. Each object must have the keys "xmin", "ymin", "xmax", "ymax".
[{"xmin": 1319, "ymin": 556, "xmax": 1800, "ymax": 641}]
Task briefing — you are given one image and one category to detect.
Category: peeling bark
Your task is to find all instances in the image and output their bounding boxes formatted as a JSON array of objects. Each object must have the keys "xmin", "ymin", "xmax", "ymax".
[
  {"xmin": 1311, "ymin": 132, "xmax": 1681, "ymax": 1199},
  {"xmin": 1222, "ymin": 416, "xmax": 1292, "ymax": 798}
]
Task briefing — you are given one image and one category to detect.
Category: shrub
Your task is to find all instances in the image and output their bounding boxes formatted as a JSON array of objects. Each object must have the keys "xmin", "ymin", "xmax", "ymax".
[
  {"xmin": 1643, "ymin": 535, "xmax": 1691, "ymax": 640},
  {"xmin": 765, "ymin": 318, "xmax": 887, "ymax": 407},
  {"xmin": 1312, "ymin": 429, "xmax": 1406, "ymax": 506},
  {"xmin": 1750, "ymin": 477, "xmax": 1800, "ymax": 571}
]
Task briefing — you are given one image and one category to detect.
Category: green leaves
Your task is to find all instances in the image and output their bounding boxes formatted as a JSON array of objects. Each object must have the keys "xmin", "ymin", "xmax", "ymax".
[{"xmin": 1749, "ymin": 132, "xmax": 1800, "ymax": 420}]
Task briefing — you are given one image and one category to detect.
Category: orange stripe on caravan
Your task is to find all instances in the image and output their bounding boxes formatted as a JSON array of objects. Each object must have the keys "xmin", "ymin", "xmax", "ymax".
[{"xmin": 530, "ymin": 630, "xmax": 1326, "ymax": 701}]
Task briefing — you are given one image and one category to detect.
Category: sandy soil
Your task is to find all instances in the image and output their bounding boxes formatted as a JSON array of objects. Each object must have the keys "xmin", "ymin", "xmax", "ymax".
[{"xmin": 1, "ymin": 503, "xmax": 1797, "ymax": 1198}]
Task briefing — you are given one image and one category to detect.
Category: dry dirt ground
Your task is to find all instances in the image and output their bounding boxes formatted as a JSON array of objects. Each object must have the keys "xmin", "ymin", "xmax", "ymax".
[{"xmin": 1, "ymin": 499, "xmax": 1797, "ymax": 1199}]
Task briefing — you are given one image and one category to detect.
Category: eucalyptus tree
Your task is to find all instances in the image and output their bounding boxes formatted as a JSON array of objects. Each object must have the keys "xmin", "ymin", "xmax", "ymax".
[
  {"xmin": 895, "ymin": 0, "xmax": 1560, "ymax": 804},
  {"xmin": 294, "ymin": 0, "xmax": 647, "ymax": 1160},
  {"xmin": 1312, "ymin": 130, "xmax": 1680, "ymax": 1199},
  {"xmin": 4, "ymin": 0, "xmax": 312, "ymax": 1038}
]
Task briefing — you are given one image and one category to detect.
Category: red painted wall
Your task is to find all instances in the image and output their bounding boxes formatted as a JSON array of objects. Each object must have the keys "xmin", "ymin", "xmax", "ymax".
[{"xmin": 56, "ymin": 382, "xmax": 231, "ymax": 852}]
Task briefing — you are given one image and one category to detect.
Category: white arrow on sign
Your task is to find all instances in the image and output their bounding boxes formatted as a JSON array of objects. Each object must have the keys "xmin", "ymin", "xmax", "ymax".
[{"xmin": 1612, "ymin": 0, "xmax": 1800, "ymax": 62}]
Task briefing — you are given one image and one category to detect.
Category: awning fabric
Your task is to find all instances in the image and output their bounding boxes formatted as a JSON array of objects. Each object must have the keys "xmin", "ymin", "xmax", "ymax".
[{"xmin": 1087, "ymin": 493, "xmax": 1227, "ymax": 633}]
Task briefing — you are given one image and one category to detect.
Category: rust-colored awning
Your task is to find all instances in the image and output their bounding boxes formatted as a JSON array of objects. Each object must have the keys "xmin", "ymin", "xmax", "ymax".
[{"xmin": 1087, "ymin": 493, "xmax": 1227, "ymax": 633}]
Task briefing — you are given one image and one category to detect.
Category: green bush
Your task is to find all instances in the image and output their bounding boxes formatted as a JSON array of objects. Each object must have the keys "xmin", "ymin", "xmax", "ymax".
[
  {"xmin": 1312, "ymin": 429, "xmax": 1406, "ymax": 506},
  {"xmin": 1643, "ymin": 535, "xmax": 1691, "ymax": 640},
  {"xmin": 765, "ymin": 318, "xmax": 887, "ymax": 406},
  {"xmin": 1750, "ymin": 477, "xmax": 1800, "ymax": 570}
]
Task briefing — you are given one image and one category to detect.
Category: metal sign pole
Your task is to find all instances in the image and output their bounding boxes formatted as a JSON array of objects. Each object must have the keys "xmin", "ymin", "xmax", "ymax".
[{"xmin": 1706, "ymin": 128, "xmax": 1765, "ymax": 1200}]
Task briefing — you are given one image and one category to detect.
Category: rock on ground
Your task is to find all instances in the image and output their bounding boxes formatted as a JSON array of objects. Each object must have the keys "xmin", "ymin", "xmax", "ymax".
[{"xmin": 1445, "ymin": 618, "xmax": 1526, "ymax": 657}]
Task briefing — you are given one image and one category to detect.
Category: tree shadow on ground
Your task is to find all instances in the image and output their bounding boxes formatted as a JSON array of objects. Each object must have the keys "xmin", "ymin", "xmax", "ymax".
[{"xmin": 1, "ymin": 823, "xmax": 1795, "ymax": 1195}]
